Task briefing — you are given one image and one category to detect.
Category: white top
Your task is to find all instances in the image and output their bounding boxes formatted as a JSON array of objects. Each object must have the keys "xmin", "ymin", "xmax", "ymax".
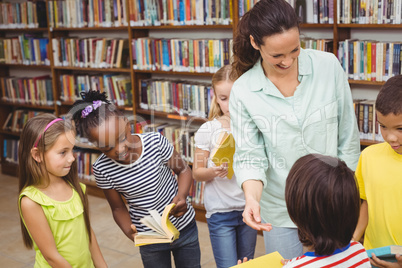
[{"xmin": 194, "ymin": 119, "xmax": 246, "ymax": 218}]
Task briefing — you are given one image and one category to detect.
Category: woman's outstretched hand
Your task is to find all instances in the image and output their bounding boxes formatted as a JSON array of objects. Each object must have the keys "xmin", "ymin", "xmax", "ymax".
[{"xmin": 242, "ymin": 197, "xmax": 272, "ymax": 232}]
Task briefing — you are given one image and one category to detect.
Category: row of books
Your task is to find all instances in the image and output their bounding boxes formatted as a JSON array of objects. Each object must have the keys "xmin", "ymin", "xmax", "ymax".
[
  {"xmin": 129, "ymin": 0, "xmax": 232, "ymax": 26},
  {"xmin": 139, "ymin": 79, "xmax": 213, "ymax": 118},
  {"xmin": 132, "ymin": 38, "xmax": 233, "ymax": 73},
  {"xmin": 189, "ymin": 180, "xmax": 205, "ymax": 205},
  {"xmin": 2, "ymin": 110, "xmax": 45, "ymax": 133},
  {"xmin": 0, "ymin": 35, "xmax": 50, "ymax": 66},
  {"xmin": 338, "ymin": 40, "xmax": 402, "ymax": 82},
  {"xmin": 135, "ymin": 120, "xmax": 197, "ymax": 163},
  {"xmin": 75, "ymin": 150, "xmax": 101, "ymax": 181},
  {"xmin": 338, "ymin": 0, "xmax": 402, "ymax": 24},
  {"xmin": 60, "ymin": 73, "xmax": 132, "ymax": 106},
  {"xmin": 0, "ymin": 1, "xmax": 47, "ymax": 29},
  {"xmin": 354, "ymin": 99, "xmax": 384, "ymax": 142},
  {"xmin": 0, "ymin": 76, "xmax": 54, "ymax": 106},
  {"xmin": 48, "ymin": 0, "xmax": 128, "ymax": 28},
  {"xmin": 300, "ymin": 37, "xmax": 334, "ymax": 52},
  {"xmin": 3, "ymin": 139, "xmax": 18, "ymax": 164},
  {"xmin": 52, "ymin": 38, "xmax": 130, "ymax": 69}
]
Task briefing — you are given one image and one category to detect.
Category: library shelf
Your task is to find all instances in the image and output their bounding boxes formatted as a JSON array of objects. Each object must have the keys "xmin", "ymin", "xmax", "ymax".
[
  {"xmin": 338, "ymin": 24, "xmax": 402, "ymax": 29},
  {"xmin": 130, "ymin": 25, "xmax": 233, "ymax": 30},
  {"xmin": 133, "ymin": 69, "xmax": 215, "ymax": 77},
  {"xmin": 136, "ymin": 109, "xmax": 208, "ymax": 124},
  {"xmin": 0, "ymin": 64, "xmax": 51, "ymax": 69},
  {"xmin": 0, "ymin": 101, "xmax": 55, "ymax": 111},
  {"xmin": 0, "ymin": 129, "xmax": 21, "ymax": 137},
  {"xmin": 1, "ymin": 161, "xmax": 18, "ymax": 177},
  {"xmin": 52, "ymin": 66, "xmax": 132, "ymax": 73},
  {"xmin": 50, "ymin": 26, "xmax": 129, "ymax": 32},
  {"xmin": 0, "ymin": 28, "xmax": 48, "ymax": 32},
  {"xmin": 360, "ymin": 139, "xmax": 380, "ymax": 147},
  {"xmin": 348, "ymin": 80, "xmax": 386, "ymax": 86}
]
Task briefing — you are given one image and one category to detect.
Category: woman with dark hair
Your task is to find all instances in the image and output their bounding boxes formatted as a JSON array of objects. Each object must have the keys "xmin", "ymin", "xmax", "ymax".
[{"xmin": 229, "ymin": 0, "xmax": 360, "ymax": 259}]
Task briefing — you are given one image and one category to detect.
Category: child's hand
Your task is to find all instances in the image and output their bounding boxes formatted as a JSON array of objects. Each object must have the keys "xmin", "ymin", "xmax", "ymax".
[
  {"xmin": 281, "ymin": 258, "xmax": 290, "ymax": 265},
  {"xmin": 212, "ymin": 163, "xmax": 228, "ymax": 178},
  {"xmin": 370, "ymin": 253, "xmax": 402, "ymax": 268},
  {"xmin": 170, "ymin": 195, "xmax": 189, "ymax": 217},
  {"xmin": 131, "ymin": 224, "xmax": 138, "ymax": 241},
  {"xmin": 237, "ymin": 257, "xmax": 248, "ymax": 264}
]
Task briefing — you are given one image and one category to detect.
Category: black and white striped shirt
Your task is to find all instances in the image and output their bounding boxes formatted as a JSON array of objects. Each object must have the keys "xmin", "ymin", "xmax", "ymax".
[{"xmin": 93, "ymin": 132, "xmax": 195, "ymax": 232}]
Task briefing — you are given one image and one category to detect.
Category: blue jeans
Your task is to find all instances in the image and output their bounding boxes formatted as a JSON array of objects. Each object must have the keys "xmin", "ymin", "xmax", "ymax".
[
  {"xmin": 139, "ymin": 220, "xmax": 201, "ymax": 268},
  {"xmin": 263, "ymin": 226, "xmax": 303, "ymax": 260},
  {"xmin": 207, "ymin": 211, "xmax": 258, "ymax": 268}
]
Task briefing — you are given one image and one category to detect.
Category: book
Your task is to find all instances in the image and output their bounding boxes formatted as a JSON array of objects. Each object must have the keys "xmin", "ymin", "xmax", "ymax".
[
  {"xmin": 230, "ymin": 251, "xmax": 284, "ymax": 268},
  {"xmin": 134, "ymin": 203, "xmax": 180, "ymax": 246},
  {"xmin": 366, "ymin": 245, "xmax": 402, "ymax": 262},
  {"xmin": 210, "ymin": 131, "xmax": 235, "ymax": 179}
]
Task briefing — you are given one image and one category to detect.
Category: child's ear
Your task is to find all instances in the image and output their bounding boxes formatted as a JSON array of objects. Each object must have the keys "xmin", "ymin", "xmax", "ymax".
[{"xmin": 30, "ymin": 148, "xmax": 42, "ymax": 163}]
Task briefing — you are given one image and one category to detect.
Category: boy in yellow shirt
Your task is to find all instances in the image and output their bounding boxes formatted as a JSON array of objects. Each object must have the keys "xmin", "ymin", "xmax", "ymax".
[{"xmin": 353, "ymin": 75, "xmax": 402, "ymax": 267}]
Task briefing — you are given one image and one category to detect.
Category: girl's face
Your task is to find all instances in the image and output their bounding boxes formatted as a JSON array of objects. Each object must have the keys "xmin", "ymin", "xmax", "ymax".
[
  {"xmin": 250, "ymin": 27, "xmax": 300, "ymax": 76},
  {"xmin": 89, "ymin": 116, "xmax": 136, "ymax": 164},
  {"xmin": 44, "ymin": 130, "xmax": 76, "ymax": 180},
  {"xmin": 214, "ymin": 80, "xmax": 233, "ymax": 117}
]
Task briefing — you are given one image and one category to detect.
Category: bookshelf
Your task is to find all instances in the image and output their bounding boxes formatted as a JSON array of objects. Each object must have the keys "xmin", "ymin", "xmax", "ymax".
[{"xmin": 1, "ymin": 0, "xmax": 400, "ymax": 223}]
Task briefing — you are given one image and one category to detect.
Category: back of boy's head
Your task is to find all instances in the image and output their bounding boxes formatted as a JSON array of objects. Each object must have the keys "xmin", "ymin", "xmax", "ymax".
[
  {"xmin": 18, "ymin": 113, "xmax": 75, "ymax": 190},
  {"xmin": 70, "ymin": 90, "xmax": 122, "ymax": 141},
  {"xmin": 285, "ymin": 154, "xmax": 360, "ymax": 256},
  {"xmin": 376, "ymin": 74, "xmax": 402, "ymax": 116}
]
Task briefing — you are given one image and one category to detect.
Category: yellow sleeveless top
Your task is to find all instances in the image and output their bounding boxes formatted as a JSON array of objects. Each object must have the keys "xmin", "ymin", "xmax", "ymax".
[{"xmin": 19, "ymin": 183, "xmax": 94, "ymax": 268}]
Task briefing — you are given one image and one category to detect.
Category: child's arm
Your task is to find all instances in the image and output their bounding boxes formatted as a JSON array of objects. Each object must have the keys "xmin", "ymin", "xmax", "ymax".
[
  {"xmin": 167, "ymin": 149, "xmax": 193, "ymax": 217},
  {"xmin": 193, "ymin": 147, "xmax": 228, "ymax": 181},
  {"xmin": 353, "ymin": 199, "xmax": 368, "ymax": 242},
  {"xmin": 103, "ymin": 189, "xmax": 137, "ymax": 241},
  {"xmin": 20, "ymin": 196, "xmax": 72, "ymax": 267},
  {"xmin": 89, "ymin": 228, "xmax": 107, "ymax": 268}
]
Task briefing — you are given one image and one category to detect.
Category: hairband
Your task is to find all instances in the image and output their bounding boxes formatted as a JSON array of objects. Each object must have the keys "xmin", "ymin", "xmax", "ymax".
[
  {"xmin": 33, "ymin": 118, "xmax": 63, "ymax": 148},
  {"xmin": 81, "ymin": 100, "xmax": 103, "ymax": 118}
]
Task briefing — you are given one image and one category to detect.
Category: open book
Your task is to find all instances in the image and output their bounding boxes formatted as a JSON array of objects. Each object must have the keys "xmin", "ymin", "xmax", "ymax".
[
  {"xmin": 230, "ymin": 251, "xmax": 284, "ymax": 267},
  {"xmin": 134, "ymin": 203, "xmax": 180, "ymax": 246},
  {"xmin": 366, "ymin": 245, "xmax": 402, "ymax": 262},
  {"xmin": 210, "ymin": 131, "xmax": 235, "ymax": 179}
]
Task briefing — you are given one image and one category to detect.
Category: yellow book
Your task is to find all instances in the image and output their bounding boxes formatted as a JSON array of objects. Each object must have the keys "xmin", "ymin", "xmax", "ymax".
[
  {"xmin": 230, "ymin": 251, "xmax": 284, "ymax": 268},
  {"xmin": 134, "ymin": 203, "xmax": 180, "ymax": 247},
  {"xmin": 210, "ymin": 131, "xmax": 235, "ymax": 179}
]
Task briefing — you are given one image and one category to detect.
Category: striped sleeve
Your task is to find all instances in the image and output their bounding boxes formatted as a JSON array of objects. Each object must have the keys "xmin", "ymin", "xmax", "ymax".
[
  {"xmin": 157, "ymin": 132, "xmax": 174, "ymax": 163},
  {"xmin": 93, "ymin": 156, "xmax": 114, "ymax": 190}
]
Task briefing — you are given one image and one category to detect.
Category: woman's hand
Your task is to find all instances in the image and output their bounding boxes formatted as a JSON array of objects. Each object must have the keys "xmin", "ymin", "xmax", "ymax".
[
  {"xmin": 370, "ymin": 254, "xmax": 402, "ymax": 268},
  {"xmin": 212, "ymin": 163, "xmax": 229, "ymax": 178},
  {"xmin": 170, "ymin": 195, "xmax": 189, "ymax": 217},
  {"xmin": 242, "ymin": 196, "xmax": 272, "ymax": 232}
]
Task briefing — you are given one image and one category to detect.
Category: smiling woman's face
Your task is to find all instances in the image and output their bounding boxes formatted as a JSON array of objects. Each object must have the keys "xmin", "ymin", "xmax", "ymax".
[{"xmin": 250, "ymin": 27, "xmax": 301, "ymax": 76}]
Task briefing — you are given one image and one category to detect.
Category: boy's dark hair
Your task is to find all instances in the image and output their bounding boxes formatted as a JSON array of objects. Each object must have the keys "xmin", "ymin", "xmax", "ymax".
[
  {"xmin": 70, "ymin": 90, "xmax": 122, "ymax": 141},
  {"xmin": 231, "ymin": 0, "xmax": 300, "ymax": 79},
  {"xmin": 285, "ymin": 154, "xmax": 360, "ymax": 256},
  {"xmin": 376, "ymin": 74, "xmax": 402, "ymax": 116}
]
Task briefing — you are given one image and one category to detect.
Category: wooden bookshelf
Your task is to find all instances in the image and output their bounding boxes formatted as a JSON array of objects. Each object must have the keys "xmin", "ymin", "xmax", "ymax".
[{"xmin": 0, "ymin": 0, "xmax": 394, "ymax": 221}]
